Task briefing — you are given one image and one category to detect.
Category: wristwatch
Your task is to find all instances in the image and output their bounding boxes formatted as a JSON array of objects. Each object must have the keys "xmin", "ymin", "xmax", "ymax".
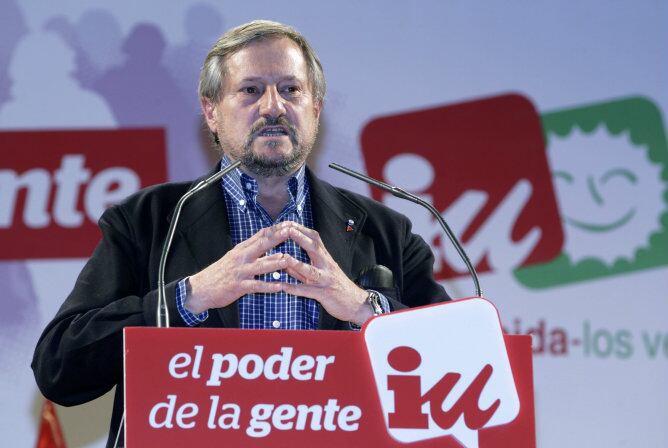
[{"xmin": 366, "ymin": 290, "xmax": 384, "ymax": 316}]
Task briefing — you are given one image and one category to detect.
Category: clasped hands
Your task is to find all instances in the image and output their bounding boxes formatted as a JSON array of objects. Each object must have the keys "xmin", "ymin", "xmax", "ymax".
[{"xmin": 186, "ymin": 221, "xmax": 374, "ymax": 326}]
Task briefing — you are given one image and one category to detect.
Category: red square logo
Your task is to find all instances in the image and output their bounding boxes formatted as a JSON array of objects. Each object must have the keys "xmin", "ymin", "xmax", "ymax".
[{"xmin": 361, "ymin": 94, "xmax": 563, "ymax": 279}]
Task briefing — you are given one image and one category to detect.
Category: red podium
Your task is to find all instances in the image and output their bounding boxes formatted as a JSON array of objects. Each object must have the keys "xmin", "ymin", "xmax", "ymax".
[{"xmin": 124, "ymin": 298, "xmax": 535, "ymax": 447}]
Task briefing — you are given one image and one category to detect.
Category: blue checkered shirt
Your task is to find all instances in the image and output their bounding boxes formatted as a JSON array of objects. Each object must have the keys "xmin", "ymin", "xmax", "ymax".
[{"xmin": 176, "ymin": 158, "xmax": 319, "ymax": 329}]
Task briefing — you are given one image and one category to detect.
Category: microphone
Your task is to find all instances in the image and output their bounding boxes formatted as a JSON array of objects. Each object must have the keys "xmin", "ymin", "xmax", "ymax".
[
  {"xmin": 329, "ymin": 162, "xmax": 482, "ymax": 297},
  {"xmin": 157, "ymin": 160, "xmax": 242, "ymax": 328},
  {"xmin": 356, "ymin": 265, "xmax": 395, "ymax": 289}
]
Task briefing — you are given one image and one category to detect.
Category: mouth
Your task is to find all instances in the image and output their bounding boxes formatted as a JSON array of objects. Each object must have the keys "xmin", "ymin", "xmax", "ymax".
[
  {"xmin": 256, "ymin": 125, "xmax": 290, "ymax": 137},
  {"xmin": 564, "ymin": 207, "xmax": 636, "ymax": 233}
]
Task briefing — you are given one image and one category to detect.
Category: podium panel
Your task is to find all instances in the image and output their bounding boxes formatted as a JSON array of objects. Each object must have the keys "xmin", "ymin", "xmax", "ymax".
[{"xmin": 124, "ymin": 298, "xmax": 535, "ymax": 447}]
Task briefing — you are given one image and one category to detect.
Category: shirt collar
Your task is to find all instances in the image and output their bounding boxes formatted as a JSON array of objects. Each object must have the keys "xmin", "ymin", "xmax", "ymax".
[{"xmin": 219, "ymin": 156, "xmax": 308, "ymax": 217}]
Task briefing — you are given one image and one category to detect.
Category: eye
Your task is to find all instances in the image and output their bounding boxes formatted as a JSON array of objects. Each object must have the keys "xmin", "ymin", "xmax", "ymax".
[
  {"xmin": 281, "ymin": 85, "xmax": 301, "ymax": 96},
  {"xmin": 601, "ymin": 168, "xmax": 637, "ymax": 185},
  {"xmin": 552, "ymin": 170, "xmax": 574, "ymax": 184},
  {"xmin": 241, "ymin": 86, "xmax": 260, "ymax": 95}
]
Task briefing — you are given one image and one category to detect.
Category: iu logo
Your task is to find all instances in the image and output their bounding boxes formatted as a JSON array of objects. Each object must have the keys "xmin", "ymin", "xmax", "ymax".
[
  {"xmin": 363, "ymin": 299, "xmax": 520, "ymax": 447},
  {"xmin": 387, "ymin": 346, "xmax": 499, "ymax": 431},
  {"xmin": 360, "ymin": 94, "xmax": 563, "ymax": 279}
]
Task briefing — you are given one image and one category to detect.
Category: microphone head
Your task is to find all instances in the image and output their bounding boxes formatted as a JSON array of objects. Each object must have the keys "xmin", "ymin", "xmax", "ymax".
[{"xmin": 356, "ymin": 265, "xmax": 394, "ymax": 289}]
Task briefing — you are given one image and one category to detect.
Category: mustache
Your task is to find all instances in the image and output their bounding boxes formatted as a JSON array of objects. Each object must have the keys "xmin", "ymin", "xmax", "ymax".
[{"xmin": 248, "ymin": 116, "xmax": 298, "ymax": 140}]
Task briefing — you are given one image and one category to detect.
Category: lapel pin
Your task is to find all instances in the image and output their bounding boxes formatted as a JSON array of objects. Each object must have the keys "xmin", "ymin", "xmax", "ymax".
[{"xmin": 346, "ymin": 219, "xmax": 354, "ymax": 232}]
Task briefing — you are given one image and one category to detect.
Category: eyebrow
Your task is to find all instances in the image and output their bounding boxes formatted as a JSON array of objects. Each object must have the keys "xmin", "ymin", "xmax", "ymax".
[{"xmin": 239, "ymin": 75, "xmax": 304, "ymax": 83}]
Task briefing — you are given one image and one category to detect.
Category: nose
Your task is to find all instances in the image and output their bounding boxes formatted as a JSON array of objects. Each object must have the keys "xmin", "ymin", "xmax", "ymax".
[
  {"xmin": 587, "ymin": 175, "xmax": 604, "ymax": 206},
  {"xmin": 259, "ymin": 85, "xmax": 287, "ymax": 118}
]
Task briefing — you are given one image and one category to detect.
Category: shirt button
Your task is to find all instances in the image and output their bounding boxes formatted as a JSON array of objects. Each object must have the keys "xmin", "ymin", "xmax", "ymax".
[
  {"xmin": 272, "ymin": 320, "xmax": 281, "ymax": 328},
  {"xmin": 239, "ymin": 199, "xmax": 246, "ymax": 206},
  {"xmin": 246, "ymin": 182, "xmax": 252, "ymax": 189},
  {"xmin": 272, "ymin": 271, "xmax": 281, "ymax": 280},
  {"xmin": 297, "ymin": 205, "xmax": 302, "ymax": 211}
]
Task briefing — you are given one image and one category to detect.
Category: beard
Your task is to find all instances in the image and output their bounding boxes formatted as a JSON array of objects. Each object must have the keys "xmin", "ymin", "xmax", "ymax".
[{"xmin": 225, "ymin": 116, "xmax": 318, "ymax": 178}]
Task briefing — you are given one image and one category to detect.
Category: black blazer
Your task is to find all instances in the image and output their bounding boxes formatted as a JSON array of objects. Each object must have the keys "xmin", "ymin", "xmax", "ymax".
[{"xmin": 32, "ymin": 166, "xmax": 448, "ymax": 447}]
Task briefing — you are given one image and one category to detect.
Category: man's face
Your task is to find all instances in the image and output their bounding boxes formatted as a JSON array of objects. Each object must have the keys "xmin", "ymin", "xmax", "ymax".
[{"xmin": 202, "ymin": 37, "xmax": 321, "ymax": 177}]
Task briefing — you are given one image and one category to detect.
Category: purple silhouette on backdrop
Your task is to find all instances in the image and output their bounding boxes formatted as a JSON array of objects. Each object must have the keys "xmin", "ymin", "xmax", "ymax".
[
  {"xmin": 0, "ymin": 0, "xmax": 28, "ymax": 108},
  {"xmin": 0, "ymin": 262, "xmax": 38, "ymax": 335},
  {"xmin": 165, "ymin": 3, "xmax": 224, "ymax": 108},
  {"xmin": 44, "ymin": 9, "xmax": 124, "ymax": 87},
  {"xmin": 47, "ymin": 17, "xmax": 207, "ymax": 180},
  {"xmin": 75, "ymin": 9, "xmax": 124, "ymax": 75},
  {"xmin": 165, "ymin": 3, "xmax": 225, "ymax": 169},
  {"xmin": 92, "ymin": 23, "xmax": 198, "ymax": 179}
]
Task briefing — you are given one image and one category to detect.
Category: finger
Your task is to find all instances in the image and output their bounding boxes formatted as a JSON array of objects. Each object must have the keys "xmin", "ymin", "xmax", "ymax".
[
  {"xmin": 234, "ymin": 225, "xmax": 269, "ymax": 250},
  {"xmin": 239, "ymin": 279, "xmax": 283, "ymax": 295},
  {"xmin": 242, "ymin": 253, "xmax": 289, "ymax": 277},
  {"xmin": 243, "ymin": 226, "xmax": 291, "ymax": 258},
  {"xmin": 284, "ymin": 263, "xmax": 308, "ymax": 284},
  {"xmin": 281, "ymin": 282, "xmax": 321, "ymax": 301},
  {"xmin": 283, "ymin": 220, "xmax": 319, "ymax": 238},
  {"xmin": 285, "ymin": 257, "xmax": 322, "ymax": 285},
  {"xmin": 286, "ymin": 227, "xmax": 325, "ymax": 264},
  {"xmin": 286, "ymin": 223, "xmax": 326, "ymax": 249}
]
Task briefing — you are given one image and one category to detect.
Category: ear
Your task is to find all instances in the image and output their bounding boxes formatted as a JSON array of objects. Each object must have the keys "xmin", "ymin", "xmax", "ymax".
[
  {"xmin": 200, "ymin": 97, "xmax": 219, "ymax": 132},
  {"xmin": 313, "ymin": 99, "xmax": 323, "ymax": 120}
]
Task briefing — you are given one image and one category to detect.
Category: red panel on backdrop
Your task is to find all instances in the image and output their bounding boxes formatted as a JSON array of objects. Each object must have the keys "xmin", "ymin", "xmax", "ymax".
[
  {"xmin": 0, "ymin": 128, "xmax": 167, "ymax": 259},
  {"xmin": 360, "ymin": 94, "xmax": 563, "ymax": 279}
]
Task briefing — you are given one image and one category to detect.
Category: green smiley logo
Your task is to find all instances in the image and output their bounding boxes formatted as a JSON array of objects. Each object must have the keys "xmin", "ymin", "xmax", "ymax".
[
  {"xmin": 553, "ymin": 168, "xmax": 637, "ymax": 233},
  {"xmin": 515, "ymin": 97, "xmax": 668, "ymax": 289}
]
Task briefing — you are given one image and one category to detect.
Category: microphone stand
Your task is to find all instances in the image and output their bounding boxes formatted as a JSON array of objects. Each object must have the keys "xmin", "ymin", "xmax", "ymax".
[
  {"xmin": 110, "ymin": 162, "xmax": 242, "ymax": 448},
  {"xmin": 329, "ymin": 162, "xmax": 482, "ymax": 298},
  {"xmin": 157, "ymin": 160, "xmax": 242, "ymax": 328}
]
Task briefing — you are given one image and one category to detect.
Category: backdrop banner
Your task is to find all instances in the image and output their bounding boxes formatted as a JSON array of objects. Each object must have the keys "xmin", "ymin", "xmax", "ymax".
[{"xmin": 1, "ymin": 2, "xmax": 666, "ymax": 447}]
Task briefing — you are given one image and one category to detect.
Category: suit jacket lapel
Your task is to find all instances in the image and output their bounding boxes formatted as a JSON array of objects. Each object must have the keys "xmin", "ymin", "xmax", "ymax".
[
  {"xmin": 177, "ymin": 166, "xmax": 239, "ymax": 328},
  {"xmin": 307, "ymin": 168, "xmax": 367, "ymax": 330}
]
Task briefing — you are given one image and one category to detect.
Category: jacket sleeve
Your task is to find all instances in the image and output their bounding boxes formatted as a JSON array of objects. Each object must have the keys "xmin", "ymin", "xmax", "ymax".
[{"xmin": 31, "ymin": 205, "xmax": 183, "ymax": 406}]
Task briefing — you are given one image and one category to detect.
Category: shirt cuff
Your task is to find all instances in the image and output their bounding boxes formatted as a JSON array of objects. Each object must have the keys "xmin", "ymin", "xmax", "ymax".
[
  {"xmin": 349, "ymin": 290, "xmax": 390, "ymax": 331},
  {"xmin": 176, "ymin": 277, "xmax": 209, "ymax": 326}
]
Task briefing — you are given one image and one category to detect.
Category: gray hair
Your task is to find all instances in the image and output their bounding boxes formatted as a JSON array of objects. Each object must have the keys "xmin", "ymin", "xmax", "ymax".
[{"xmin": 198, "ymin": 20, "xmax": 326, "ymax": 104}]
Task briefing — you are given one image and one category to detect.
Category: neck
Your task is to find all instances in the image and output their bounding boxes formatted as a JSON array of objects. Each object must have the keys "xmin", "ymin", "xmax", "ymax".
[{"xmin": 255, "ymin": 174, "xmax": 290, "ymax": 219}]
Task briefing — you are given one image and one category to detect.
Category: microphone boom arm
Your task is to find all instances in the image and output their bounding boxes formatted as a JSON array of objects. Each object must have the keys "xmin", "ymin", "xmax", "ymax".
[{"xmin": 329, "ymin": 162, "xmax": 482, "ymax": 298}]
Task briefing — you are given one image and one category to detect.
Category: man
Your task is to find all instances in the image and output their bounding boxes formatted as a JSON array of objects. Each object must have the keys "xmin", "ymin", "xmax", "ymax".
[{"xmin": 32, "ymin": 20, "xmax": 448, "ymax": 447}]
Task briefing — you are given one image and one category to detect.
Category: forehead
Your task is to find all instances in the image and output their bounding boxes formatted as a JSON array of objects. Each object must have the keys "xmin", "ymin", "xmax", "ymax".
[{"xmin": 224, "ymin": 37, "xmax": 309, "ymax": 84}]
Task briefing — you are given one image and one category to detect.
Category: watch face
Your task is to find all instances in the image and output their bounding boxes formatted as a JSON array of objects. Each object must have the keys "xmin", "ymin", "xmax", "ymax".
[{"xmin": 368, "ymin": 291, "xmax": 383, "ymax": 315}]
